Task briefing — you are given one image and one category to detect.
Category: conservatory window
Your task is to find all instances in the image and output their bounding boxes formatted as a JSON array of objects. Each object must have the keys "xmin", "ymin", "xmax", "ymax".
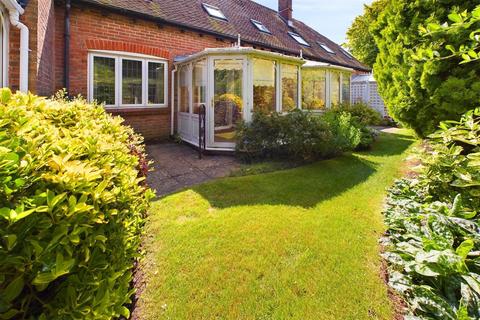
[
  {"xmin": 192, "ymin": 60, "xmax": 207, "ymax": 114},
  {"xmin": 89, "ymin": 52, "xmax": 167, "ymax": 108},
  {"xmin": 330, "ymin": 71, "xmax": 341, "ymax": 106},
  {"xmin": 318, "ymin": 42, "xmax": 335, "ymax": 54},
  {"xmin": 342, "ymin": 73, "xmax": 351, "ymax": 104},
  {"xmin": 203, "ymin": 3, "xmax": 227, "ymax": 20},
  {"xmin": 288, "ymin": 32, "xmax": 310, "ymax": 47},
  {"xmin": 251, "ymin": 19, "xmax": 271, "ymax": 34},
  {"xmin": 178, "ymin": 65, "xmax": 190, "ymax": 113},
  {"xmin": 253, "ymin": 58, "xmax": 276, "ymax": 113},
  {"xmin": 281, "ymin": 64, "xmax": 299, "ymax": 112},
  {"xmin": 302, "ymin": 69, "xmax": 326, "ymax": 110}
]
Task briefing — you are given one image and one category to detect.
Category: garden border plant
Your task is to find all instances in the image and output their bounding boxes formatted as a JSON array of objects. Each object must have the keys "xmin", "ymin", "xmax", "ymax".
[
  {"xmin": 235, "ymin": 106, "xmax": 378, "ymax": 162},
  {"xmin": 382, "ymin": 108, "xmax": 480, "ymax": 319},
  {"xmin": 0, "ymin": 89, "xmax": 154, "ymax": 319}
]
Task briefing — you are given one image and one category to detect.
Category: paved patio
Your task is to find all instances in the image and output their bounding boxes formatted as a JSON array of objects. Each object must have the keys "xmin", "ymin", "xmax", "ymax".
[{"xmin": 146, "ymin": 143, "xmax": 241, "ymax": 196}]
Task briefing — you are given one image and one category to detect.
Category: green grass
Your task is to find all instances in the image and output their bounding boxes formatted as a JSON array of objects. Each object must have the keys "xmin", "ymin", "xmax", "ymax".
[{"xmin": 138, "ymin": 129, "xmax": 416, "ymax": 320}]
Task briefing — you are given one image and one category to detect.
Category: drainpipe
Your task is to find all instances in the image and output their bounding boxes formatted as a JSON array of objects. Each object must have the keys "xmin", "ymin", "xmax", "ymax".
[
  {"xmin": 9, "ymin": 11, "xmax": 28, "ymax": 92},
  {"xmin": 64, "ymin": 0, "xmax": 71, "ymax": 92},
  {"xmin": 170, "ymin": 67, "xmax": 177, "ymax": 136}
]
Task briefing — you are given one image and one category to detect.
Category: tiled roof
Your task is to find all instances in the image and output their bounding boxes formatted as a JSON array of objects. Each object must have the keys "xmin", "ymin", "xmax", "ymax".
[{"xmin": 78, "ymin": 0, "xmax": 369, "ymax": 71}]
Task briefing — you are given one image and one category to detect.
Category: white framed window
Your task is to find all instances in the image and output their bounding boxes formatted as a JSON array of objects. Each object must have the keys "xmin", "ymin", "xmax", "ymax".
[
  {"xmin": 288, "ymin": 32, "xmax": 310, "ymax": 47},
  {"xmin": 251, "ymin": 19, "xmax": 271, "ymax": 34},
  {"xmin": 318, "ymin": 42, "xmax": 335, "ymax": 54},
  {"xmin": 88, "ymin": 51, "xmax": 168, "ymax": 108},
  {"xmin": 341, "ymin": 48, "xmax": 354, "ymax": 60},
  {"xmin": 280, "ymin": 63, "xmax": 299, "ymax": 112},
  {"xmin": 202, "ymin": 3, "xmax": 227, "ymax": 20}
]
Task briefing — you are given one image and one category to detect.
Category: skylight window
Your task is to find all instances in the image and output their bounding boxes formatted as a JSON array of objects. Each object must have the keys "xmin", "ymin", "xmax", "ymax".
[
  {"xmin": 251, "ymin": 19, "xmax": 271, "ymax": 34},
  {"xmin": 341, "ymin": 48, "xmax": 354, "ymax": 59},
  {"xmin": 202, "ymin": 3, "xmax": 227, "ymax": 20},
  {"xmin": 318, "ymin": 42, "xmax": 335, "ymax": 54},
  {"xmin": 288, "ymin": 32, "xmax": 310, "ymax": 47}
]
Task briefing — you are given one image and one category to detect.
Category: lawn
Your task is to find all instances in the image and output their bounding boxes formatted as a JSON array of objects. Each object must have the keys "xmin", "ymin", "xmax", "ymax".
[{"xmin": 137, "ymin": 129, "xmax": 416, "ymax": 320}]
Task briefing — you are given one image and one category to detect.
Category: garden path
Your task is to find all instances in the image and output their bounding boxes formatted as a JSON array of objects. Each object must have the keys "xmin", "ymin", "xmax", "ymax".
[{"xmin": 146, "ymin": 143, "xmax": 240, "ymax": 196}]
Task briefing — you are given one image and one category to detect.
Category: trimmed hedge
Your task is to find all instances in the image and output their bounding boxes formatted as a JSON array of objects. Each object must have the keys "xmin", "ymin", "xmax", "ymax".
[
  {"xmin": 0, "ymin": 89, "xmax": 153, "ymax": 319},
  {"xmin": 236, "ymin": 109, "xmax": 375, "ymax": 161}
]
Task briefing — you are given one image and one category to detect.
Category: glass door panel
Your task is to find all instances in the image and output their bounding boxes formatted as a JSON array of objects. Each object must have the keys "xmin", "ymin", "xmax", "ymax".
[{"xmin": 213, "ymin": 59, "xmax": 244, "ymax": 144}]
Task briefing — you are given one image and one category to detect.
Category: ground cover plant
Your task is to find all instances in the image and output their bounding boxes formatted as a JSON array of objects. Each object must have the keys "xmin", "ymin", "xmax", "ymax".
[
  {"xmin": 236, "ymin": 109, "xmax": 376, "ymax": 161},
  {"xmin": 382, "ymin": 109, "xmax": 480, "ymax": 319},
  {"xmin": 137, "ymin": 129, "xmax": 416, "ymax": 319},
  {"xmin": 0, "ymin": 90, "xmax": 153, "ymax": 319}
]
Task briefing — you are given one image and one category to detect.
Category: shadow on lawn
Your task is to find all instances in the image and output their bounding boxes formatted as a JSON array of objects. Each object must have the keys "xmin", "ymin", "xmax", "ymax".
[{"xmin": 192, "ymin": 132, "xmax": 415, "ymax": 209}]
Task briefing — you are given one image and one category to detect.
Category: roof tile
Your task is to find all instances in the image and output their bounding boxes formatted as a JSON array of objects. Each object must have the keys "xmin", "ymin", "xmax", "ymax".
[{"xmin": 78, "ymin": 0, "xmax": 369, "ymax": 71}]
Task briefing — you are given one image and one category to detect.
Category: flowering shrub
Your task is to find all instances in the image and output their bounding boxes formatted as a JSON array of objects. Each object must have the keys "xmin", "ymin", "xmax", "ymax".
[{"xmin": 0, "ymin": 89, "xmax": 153, "ymax": 319}]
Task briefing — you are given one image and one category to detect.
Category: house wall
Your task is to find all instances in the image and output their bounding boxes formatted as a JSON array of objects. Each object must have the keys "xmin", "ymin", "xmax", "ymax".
[
  {"xmin": 9, "ymin": 0, "xmax": 56, "ymax": 95},
  {"xmin": 52, "ymin": 3, "xmax": 244, "ymax": 141}
]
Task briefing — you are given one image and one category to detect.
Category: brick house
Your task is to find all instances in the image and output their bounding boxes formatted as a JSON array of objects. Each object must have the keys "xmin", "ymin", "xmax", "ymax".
[{"xmin": 1, "ymin": 0, "xmax": 368, "ymax": 150}]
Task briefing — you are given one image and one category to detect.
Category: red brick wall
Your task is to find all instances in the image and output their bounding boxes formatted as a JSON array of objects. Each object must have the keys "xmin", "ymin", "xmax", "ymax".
[
  {"xmin": 8, "ymin": 0, "xmax": 56, "ymax": 95},
  {"xmin": 8, "ymin": 0, "xmax": 38, "ymax": 91},
  {"xmin": 36, "ymin": 0, "xmax": 56, "ymax": 95},
  {"xmin": 53, "ymin": 3, "xmax": 238, "ymax": 141}
]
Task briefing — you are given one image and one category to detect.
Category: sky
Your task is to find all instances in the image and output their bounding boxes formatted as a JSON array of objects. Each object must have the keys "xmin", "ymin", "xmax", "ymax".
[{"xmin": 253, "ymin": 0, "xmax": 374, "ymax": 45}]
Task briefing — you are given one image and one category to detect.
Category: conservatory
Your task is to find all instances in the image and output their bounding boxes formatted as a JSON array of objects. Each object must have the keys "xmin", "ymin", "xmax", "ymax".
[
  {"xmin": 173, "ymin": 47, "xmax": 353, "ymax": 151},
  {"xmin": 301, "ymin": 60, "xmax": 353, "ymax": 110}
]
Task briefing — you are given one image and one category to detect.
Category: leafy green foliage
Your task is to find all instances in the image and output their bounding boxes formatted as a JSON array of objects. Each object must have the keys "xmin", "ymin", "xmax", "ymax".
[
  {"xmin": 331, "ymin": 102, "xmax": 384, "ymax": 126},
  {"xmin": 235, "ymin": 109, "xmax": 374, "ymax": 161},
  {"xmin": 344, "ymin": 0, "xmax": 386, "ymax": 68},
  {"xmin": 0, "ymin": 89, "xmax": 153, "ymax": 319},
  {"xmin": 418, "ymin": 5, "xmax": 480, "ymax": 65},
  {"xmin": 371, "ymin": 0, "xmax": 480, "ymax": 137},
  {"xmin": 383, "ymin": 109, "xmax": 480, "ymax": 319}
]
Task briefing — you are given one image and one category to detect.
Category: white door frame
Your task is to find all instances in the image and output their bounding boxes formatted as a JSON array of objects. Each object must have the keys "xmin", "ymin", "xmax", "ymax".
[{"xmin": 207, "ymin": 55, "xmax": 249, "ymax": 150}]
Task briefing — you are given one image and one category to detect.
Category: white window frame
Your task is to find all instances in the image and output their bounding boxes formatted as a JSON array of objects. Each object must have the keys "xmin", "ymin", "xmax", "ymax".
[
  {"xmin": 288, "ymin": 32, "xmax": 310, "ymax": 47},
  {"xmin": 251, "ymin": 19, "xmax": 271, "ymax": 34},
  {"xmin": 318, "ymin": 42, "xmax": 335, "ymax": 54},
  {"xmin": 341, "ymin": 48, "xmax": 354, "ymax": 60},
  {"xmin": 87, "ymin": 51, "xmax": 168, "ymax": 109},
  {"xmin": 202, "ymin": 3, "xmax": 227, "ymax": 21},
  {"xmin": 279, "ymin": 63, "xmax": 300, "ymax": 113}
]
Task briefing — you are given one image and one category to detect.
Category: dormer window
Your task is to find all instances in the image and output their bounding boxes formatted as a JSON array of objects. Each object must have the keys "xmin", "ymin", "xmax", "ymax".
[
  {"xmin": 318, "ymin": 42, "xmax": 335, "ymax": 54},
  {"xmin": 251, "ymin": 19, "xmax": 271, "ymax": 34},
  {"xmin": 288, "ymin": 32, "xmax": 309, "ymax": 47},
  {"xmin": 202, "ymin": 3, "xmax": 227, "ymax": 20},
  {"xmin": 341, "ymin": 48, "xmax": 354, "ymax": 59}
]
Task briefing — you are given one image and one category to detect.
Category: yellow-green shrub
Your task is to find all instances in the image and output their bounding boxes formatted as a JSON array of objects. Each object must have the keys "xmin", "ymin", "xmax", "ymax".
[{"xmin": 0, "ymin": 89, "xmax": 153, "ymax": 319}]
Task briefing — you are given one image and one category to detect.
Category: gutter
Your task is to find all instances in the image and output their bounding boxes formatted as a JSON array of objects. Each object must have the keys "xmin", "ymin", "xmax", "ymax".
[
  {"xmin": 76, "ymin": 0, "xmax": 370, "ymax": 72},
  {"xmin": 170, "ymin": 66, "xmax": 177, "ymax": 136},
  {"xmin": 8, "ymin": 10, "xmax": 28, "ymax": 92},
  {"xmin": 64, "ymin": 0, "xmax": 70, "ymax": 92}
]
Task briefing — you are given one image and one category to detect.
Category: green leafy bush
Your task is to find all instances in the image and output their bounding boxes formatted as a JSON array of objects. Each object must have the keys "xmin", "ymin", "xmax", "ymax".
[
  {"xmin": 383, "ymin": 108, "xmax": 480, "ymax": 319},
  {"xmin": 371, "ymin": 0, "xmax": 480, "ymax": 137},
  {"xmin": 236, "ymin": 109, "xmax": 369, "ymax": 161},
  {"xmin": 0, "ymin": 89, "xmax": 153, "ymax": 319},
  {"xmin": 331, "ymin": 102, "xmax": 383, "ymax": 126}
]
